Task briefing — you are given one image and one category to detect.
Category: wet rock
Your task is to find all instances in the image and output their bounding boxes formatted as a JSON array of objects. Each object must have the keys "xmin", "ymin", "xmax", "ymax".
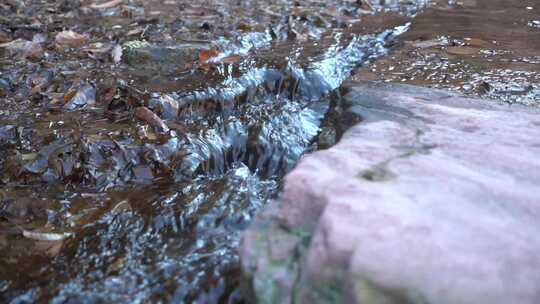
[
  {"xmin": 241, "ymin": 82, "xmax": 540, "ymax": 304},
  {"xmin": 122, "ymin": 40, "xmax": 210, "ymax": 75}
]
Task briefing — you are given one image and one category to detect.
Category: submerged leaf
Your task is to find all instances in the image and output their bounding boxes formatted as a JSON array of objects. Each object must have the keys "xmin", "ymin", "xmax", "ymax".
[
  {"xmin": 55, "ymin": 31, "xmax": 89, "ymax": 48},
  {"xmin": 218, "ymin": 54, "xmax": 241, "ymax": 64},
  {"xmin": 134, "ymin": 106, "xmax": 169, "ymax": 132},
  {"xmin": 23, "ymin": 230, "xmax": 72, "ymax": 241},
  {"xmin": 89, "ymin": 0, "xmax": 123, "ymax": 9},
  {"xmin": 198, "ymin": 48, "xmax": 219, "ymax": 65},
  {"xmin": 446, "ymin": 46, "xmax": 480, "ymax": 55},
  {"xmin": 64, "ymin": 83, "xmax": 96, "ymax": 110}
]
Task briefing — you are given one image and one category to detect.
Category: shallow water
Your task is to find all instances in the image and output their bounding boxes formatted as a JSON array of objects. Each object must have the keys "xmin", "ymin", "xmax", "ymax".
[
  {"xmin": 3, "ymin": 0, "xmax": 538, "ymax": 302},
  {"xmin": 353, "ymin": 0, "xmax": 540, "ymax": 106},
  {"xmin": 0, "ymin": 0, "xmax": 425, "ymax": 302}
]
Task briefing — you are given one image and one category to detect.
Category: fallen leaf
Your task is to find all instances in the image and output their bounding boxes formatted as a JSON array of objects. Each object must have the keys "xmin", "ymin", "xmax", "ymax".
[
  {"xmin": 0, "ymin": 30, "xmax": 10, "ymax": 43},
  {"xmin": 23, "ymin": 229, "xmax": 72, "ymax": 241},
  {"xmin": 126, "ymin": 27, "xmax": 144, "ymax": 36},
  {"xmin": 21, "ymin": 153, "xmax": 38, "ymax": 161},
  {"xmin": 464, "ymin": 38, "xmax": 492, "ymax": 48},
  {"xmin": 23, "ymin": 42, "xmax": 43, "ymax": 61},
  {"xmin": 0, "ymin": 39, "xmax": 27, "ymax": 49},
  {"xmin": 446, "ymin": 46, "xmax": 480, "ymax": 55},
  {"xmin": 0, "ymin": 39, "xmax": 42, "ymax": 60},
  {"xmin": 134, "ymin": 106, "xmax": 169, "ymax": 132},
  {"xmin": 111, "ymin": 44, "xmax": 122, "ymax": 64},
  {"xmin": 100, "ymin": 86, "xmax": 117, "ymax": 104},
  {"xmin": 198, "ymin": 48, "xmax": 219, "ymax": 65},
  {"xmin": 33, "ymin": 239, "xmax": 64, "ymax": 257},
  {"xmin": 64, "ymin": 83, "xmax": 96, "ymax": 110},
  {"xmin": 63, "ymin": 88, "xmax": 77, "ymax": 103},
  {"xmin": 110, "ymin": 256, "xmax": 125, "ymax": 271},
  {"xmin": 83, "ymin": 42, "xmax": 112, "ymax": 54},
  {"xmin": 166, "ymin": 121, "xmax": 187, "ymax": 134},
  {"xmin": 410, "ymin": 38, "xmax": 448, "ymax": 49},
  {"xmin": 218, "ymin": 54, "xmax": 241, "ymax": 64},
  {"xmin": 89, "ymin": 0, "xmax": 123, "ymax": 9},
  {"xmin": 237, "ymin": 23, "xmax": 254, "ymax": 32},
  {"xmin": 55, "ymin": 30, "xmax": 89, "ymax": 48}
]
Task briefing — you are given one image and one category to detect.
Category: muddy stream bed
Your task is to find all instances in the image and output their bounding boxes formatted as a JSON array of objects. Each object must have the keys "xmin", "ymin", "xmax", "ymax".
[{"xmin": 0, "ymin": 0, "xmax": 538, "ymax": 303}]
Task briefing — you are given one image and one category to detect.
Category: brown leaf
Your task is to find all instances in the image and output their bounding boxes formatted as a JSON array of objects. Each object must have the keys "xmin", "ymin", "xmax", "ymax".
[
  {"xmin": 89, "ymin": 0, "xmax": 123, "ymax": 9},
  {"xmin": 64, "ymin": 83, "xmax": 96, "ymax": 110},
  {"xmin": 23, "ymin": 42, "xmax": 43, "ymax": 61},
  {"xmin": 63, "ymin": 88, "xmax": 77, "ymax": 103},
  {"xmin": 0, "ymin": 39, "xmax": 42, "ymax": 61},
  {"xmin": 166, "ymin": 121, "xmax": 187, "ymax": 134},
  {"xmin": 464, "ymin": 38, "xmax": 492, "ymax": 48},
  {"xmin": 218, "ymin": 54, "xmax": 241, "ymax": 64},
  {"xmin": 100, "ymin": 87, "xmax": 117, "ymax": 104},
  {"xmin": 33, "ymin": 239, "xmax": 64, "ymax": 257},
  {"xmin": 55, "ymin": 30, "xmax": 89, "ymax": 48},
  {"xmin": 198, "ymin": 48, "xmax": 219, "ymax": 65},
  {"xmin": 446, "ymin": 46, "xmax": 480, "ymax": 55},
  {"xmin": 237, "ymin": 23, "xmax": 254, "ymax": 32},
  {"xmin": 0, "ymin": 29, "xmax": 10, "ymax": 44},
  {"xmin": 134, "ymin": 106, "xmax": 169, "ymax": 132}
]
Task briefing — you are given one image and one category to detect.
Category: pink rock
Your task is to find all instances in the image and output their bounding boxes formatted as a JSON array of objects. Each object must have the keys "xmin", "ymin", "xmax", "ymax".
[{"xmin": 241, "ymin": 82, "xmax": 540, "ymax": 303}]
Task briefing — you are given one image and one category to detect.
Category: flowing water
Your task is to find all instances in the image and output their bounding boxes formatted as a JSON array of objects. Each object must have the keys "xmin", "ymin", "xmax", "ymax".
[
  {"xmin": 0, "ymin": 1, "xmax": 424, "ymax": 302},
  {"xmin": 1, "ymin": 0, "xmax": 536, "ymax": 302}
]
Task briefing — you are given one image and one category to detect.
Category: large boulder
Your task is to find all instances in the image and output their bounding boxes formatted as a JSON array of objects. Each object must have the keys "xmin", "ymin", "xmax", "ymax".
[{"xmin": 240, "ymin": 81, "xmax": 540, "ymax": 304}]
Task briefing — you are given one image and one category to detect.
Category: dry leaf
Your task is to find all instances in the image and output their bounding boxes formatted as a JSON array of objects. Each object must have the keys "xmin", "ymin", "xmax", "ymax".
[{"xmin": 55, "ymin": 30, "xmax": 89, "ymax": 48}]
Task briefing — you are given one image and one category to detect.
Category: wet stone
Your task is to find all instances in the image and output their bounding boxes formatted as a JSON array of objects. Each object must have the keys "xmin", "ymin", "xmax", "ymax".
[
  {"xmin": 122, "ymin": 40, "xmax": 211, "ymax": 76},
  {"xmin": 241, "ymin": 81, "xmax": 540, "ymax": 304}
]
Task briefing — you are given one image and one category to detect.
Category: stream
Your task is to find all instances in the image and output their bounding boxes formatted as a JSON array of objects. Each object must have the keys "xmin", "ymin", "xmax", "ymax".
[{"xmin": 1, "ymin": 0, "xmax": 537, "ymax": 303}]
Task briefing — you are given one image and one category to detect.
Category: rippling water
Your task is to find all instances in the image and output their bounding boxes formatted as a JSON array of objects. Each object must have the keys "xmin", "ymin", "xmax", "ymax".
[{"xmin": 0, "ymin": 0, "xmax": 425, "ymax": 302}]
